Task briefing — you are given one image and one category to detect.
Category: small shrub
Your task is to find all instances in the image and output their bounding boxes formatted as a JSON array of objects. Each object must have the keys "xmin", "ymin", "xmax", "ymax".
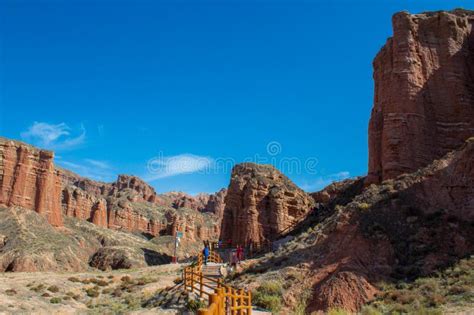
[
  {"xmin": 47, "ymin": 285, "xmax": 60, "ymax": 293},
  {"xmin": 360, "ymin": 305, "xmax": 382, "ymax": 315},
  {"xmin": 124, "ymin": 295, "xmax": 141, "ymax": 308},
  {"xmin": 102, "ymin": 288, "xmax": 113, "ymax": 294},
  {"xmin": 253, "ymin": 291, "xmax": 282, "ymax": 312},
  {"xmin": 50, "ymin": 297, "xmax": 62, "ymax": 304},
  {"xmin": 448, "ymin": 284, "xmax": 469, "ymax": 294},
  {"xmin": 42, "ymin": 293, "xmax": 51, "ymax": 298},
  {"xmin": 107, "ymin": 275, "xmax": 114, "ymax": 279},
  {"xmin": 328, "ymin": 308, "xmax": 350, "ymax": 315},
  {"xmin": 427, "ymin": 293, "xmax": 446, "ymax": 307},
  {"xmin": 187, "ymin": 299, "xmax": 207, "ymax": 312},
  {"xmin": 112, "ymin": 288, "xmax": 122, "ymax": 297},
  {"xmin": 258, "ymin": 280, "xmax": 283, "ymax": 295},
  {"xmin": 389, "ymin": 303, "xmax": 409, "ymax": 314},
  {"xmin": 5, "ymin": 289, "xmax": 17, "ymax": 296},
  {"xmin": 30, "ymin": 284, "xmax": 45, "ymax": 292},
  {"xmin": 85, "ymin": 288, "xmax": 100, "ymax": 298},
  {"xmin": 68, "ymin": 277, "xmax": 80, "ymax": 283},
  {"xmin": 63, "ymin": 296, "xmax": 71, "ymax": 301},
  {"xmin": 121, "ymin": 276, "xmax": 132, "ymax": 283},
  {"xmin": 96, "ymin": 280, "xmax": 109, "ymax": 287}
]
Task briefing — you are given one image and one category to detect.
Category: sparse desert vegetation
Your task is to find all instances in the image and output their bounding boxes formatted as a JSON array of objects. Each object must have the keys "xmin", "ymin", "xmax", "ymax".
[
  {"xmin": 362, "ymin": 257, "xmax": 474, "ymax": 314},
  {"xmin": 0, "ymin": 264, "xmax": 182, "ymax": 314}
]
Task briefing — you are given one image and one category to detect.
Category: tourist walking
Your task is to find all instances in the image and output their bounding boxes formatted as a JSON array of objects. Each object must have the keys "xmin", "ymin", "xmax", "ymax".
[
  {"xmin": 236, "ymin": 245, "xmax": 243, "ymax": 263},
  {"xmin": 203, "ymin": 244, "xmax": 210, "ymax": 265}
]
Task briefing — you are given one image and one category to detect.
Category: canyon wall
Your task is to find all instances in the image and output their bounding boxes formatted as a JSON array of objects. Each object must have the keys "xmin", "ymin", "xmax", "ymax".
[
  {"xmin": 0, "ymin": 138, "xmax": 63, "ymax": 226},
  {"xmin": 220, "ymin": 163, "xmax": 315, "ymax": 245},
  {"xmin": 0, "ymin": 137, "xmax": 220, "ymax": 241},
  {"xmin": 161, "ymin": 189, "xmax": 227, "ymax": 215},
  {"xmin": 367, "ymin": 9, "xmax": 474, "ymax": 184}
]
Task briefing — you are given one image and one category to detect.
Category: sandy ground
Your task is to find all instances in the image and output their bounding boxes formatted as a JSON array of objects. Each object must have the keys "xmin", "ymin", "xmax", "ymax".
[{"xmin": 0, "ymin": 264, "xmax": 183, "ymax": 315}]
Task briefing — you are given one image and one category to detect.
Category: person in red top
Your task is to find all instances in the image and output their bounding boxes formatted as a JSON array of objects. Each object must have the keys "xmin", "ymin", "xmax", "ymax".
[{"xmin": 236, "ymin": 245, "xmax": 243, "ymax": 263}]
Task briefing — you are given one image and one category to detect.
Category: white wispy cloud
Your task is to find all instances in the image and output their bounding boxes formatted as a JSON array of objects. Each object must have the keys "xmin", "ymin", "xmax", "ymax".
[
  {"xmin": 58, "ymin": 159, "xmax": 114, "ymax": 182},
  {"xmin": 299, "ymin": 171, "xmax": 351, "ymax": 192},
  {"xmin": 145, "ymin": 154, "xmax": 213, "ymax": 181},
  {"xmin": 21, "ymin": 122, "xmax": 86, "ymax": 150},
  {"xmin": 84, "ymin": 159, "xmax": 111, "ymax": 169}
]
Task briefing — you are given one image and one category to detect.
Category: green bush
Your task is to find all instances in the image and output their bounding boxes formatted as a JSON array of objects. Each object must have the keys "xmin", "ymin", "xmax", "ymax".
[
  {"xmin": 327, "ymin": 308, "xmax": 349, "ymax": 315},
  {"xmin": 47, "ymin": 285, "xmax": 60, "ymax": 293},
  {"xmin": 186, "ymin": 299, "xmax": 207, "ymax": 312},
  {"xmin": 257, "ymin": 280, "xmax": 283, "ymax": 295},
  {"xmin": 252, "ymin": 281, "xmax": 283, "ymax": 313},
  {"xmin": 253, "ymin": 292, "xmax": 282, "ymax": 313},
  {"xmin": 50, "ymin": 297, "xmax": 62, "ymax": 304},
  {"xmin": 86, "ymin": 288, "xmax": 100, "ymax": 298}
]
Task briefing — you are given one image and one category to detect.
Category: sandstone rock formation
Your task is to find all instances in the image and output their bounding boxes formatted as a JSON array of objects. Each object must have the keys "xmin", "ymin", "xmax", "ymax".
[
  {"xmin": 160, "ymin": 189, "xmax": 227, "ymax": 216},
  {"xmin": 220, "ymin": 163, "xmax": 315, "ymax": 245},
  {"xmin": 0, "ymin": 206, "xmax": 176, "ymax": 272},
  {"xmin": 368, "ymin": 9, "xmax": 474, "ymax": 184},
  {"xmin": 0, "ymin": 137, "xmax": 221, "ymax": 245},
  {"xmin": 0, "ymin": 138, "xmax": 63, "ymax": 226},
  {"xmin": 237, "ymin": 139, "xmax": 474, "ymax": 313}
]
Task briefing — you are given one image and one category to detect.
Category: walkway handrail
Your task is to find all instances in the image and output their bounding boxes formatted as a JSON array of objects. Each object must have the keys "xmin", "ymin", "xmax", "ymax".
[{"xmin": 182, "ymin": 250, "xmax": 252, "ymax": 315}]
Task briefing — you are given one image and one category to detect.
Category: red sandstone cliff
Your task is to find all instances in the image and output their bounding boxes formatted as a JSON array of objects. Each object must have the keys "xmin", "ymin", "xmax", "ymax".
[
  {"xmin": 0, "ymin": 138, "xmax": 63, "ymax": 226},
  {"xmin": 367, "ymin": 9, "xmax": 474, "ymax": 184},
  {"xmin": 220, "ymin": 163, "xmax": 315, "ymax": 245},
  {"xmin": 0, "ymin": 137, "xmax": 221, "ymax": 241},
  {"xmin": 160, "ymin": 189, "xmax": 227, "ymax": 215}
]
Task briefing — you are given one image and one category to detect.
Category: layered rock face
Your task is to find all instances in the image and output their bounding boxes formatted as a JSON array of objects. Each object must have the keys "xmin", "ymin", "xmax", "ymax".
[
  {"xmin": 0, "ymin": 138, "xmax": 63, "ymax": 226},
  {"xmin": 0, "ymin": 137, "xmax": 221, "ymax": 242},
  {"xmin": 368, "ymin": 9, "xmax": 474, "ymax": 184},
  {"xmin": 161, "ymin": 189, "xmax": 227, "ymax": 215},
  {"xmin": 111, "ymin": 175, "xmax": 161, "ymax": 203},
  {"xmin": 220, "ymin": 163, "xmax": 315, "ymax": 245}
]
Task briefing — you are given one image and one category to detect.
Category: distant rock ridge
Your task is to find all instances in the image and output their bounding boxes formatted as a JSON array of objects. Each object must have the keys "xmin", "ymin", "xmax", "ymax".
[
  {"xmin": 220, "ymin": 163, "xmax": 315, "ymax": 245},
  {"xmin": 0, "ymin": 137, "xmax": 221, "ymax": 241},
  {"xmin": 367, "ymin": 9, "xmax": 474, "ymax": 184},
  {"xmin": 160, "ymin": 189, "xmax": 227, "ymax": 215}
]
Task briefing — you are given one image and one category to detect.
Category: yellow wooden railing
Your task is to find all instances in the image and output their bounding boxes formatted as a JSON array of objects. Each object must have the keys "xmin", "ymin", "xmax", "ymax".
[{"xmin": 182, "ymin": 251, "xmax": 252, "ymax": 315}]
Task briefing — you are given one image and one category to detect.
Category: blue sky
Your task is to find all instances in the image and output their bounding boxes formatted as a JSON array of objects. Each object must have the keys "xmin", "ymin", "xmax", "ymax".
[{"xmin": 1, "ymin": 0, "xmax": 471, "ymax": 194}]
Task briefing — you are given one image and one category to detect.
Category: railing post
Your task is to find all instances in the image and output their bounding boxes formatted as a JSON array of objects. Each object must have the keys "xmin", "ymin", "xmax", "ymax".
[
  {"xmin": 238, "ymin": 289, "xmax": 244, "ymax": 315},
  {"xmin": 231, "ymin": 288, "xmax": 236, "ymax": 315},
  {"xmin": 248, "ymin": 290, "xmax": 252, "ymax": 315},
  {"xmin": 200, "ymin": 272, "xmax": 203, "ymax": 298},
  {"xmin": 198, "ymin": 309, "xmax": 208, "ymax": 315},
  {"xmin": 191, "ymin": 269, "xmax": 194, "ymax": 293},
  {"xmin": 209, "ymin": 293, "xmax": 218, "ymax": 307}
]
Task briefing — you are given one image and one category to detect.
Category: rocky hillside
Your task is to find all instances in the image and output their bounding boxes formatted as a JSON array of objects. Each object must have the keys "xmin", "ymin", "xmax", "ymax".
[
  {"xmin": 367, "ymin": 9, "xmax": 474, "ymax": 184},
  {"xmin": 220, "ymin": 163, "xmax": 315, "ymax": 245},
  {"xmin": 230, "ymin": 9, "xmax": 474, "ymax": 314},
  {"xmin": 234, "ymin": 138, "xmax": 474, "ymax": 313},
  {"xmin": 0, "ymin": 137, "xmax": 227, "ymax": 272}
]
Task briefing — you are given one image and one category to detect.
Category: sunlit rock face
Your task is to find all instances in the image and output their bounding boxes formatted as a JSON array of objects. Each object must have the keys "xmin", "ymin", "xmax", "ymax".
[
  {"xmin": 367, "ymin": 9, "xmax": 474, "ymax": 184},
  {"xmin": 0, "ymin": 138, "xmax": 63, "ymax": 227},
  {"xmin": 220, "ymin": 163, "xmax": 315, "ymax": 245}
]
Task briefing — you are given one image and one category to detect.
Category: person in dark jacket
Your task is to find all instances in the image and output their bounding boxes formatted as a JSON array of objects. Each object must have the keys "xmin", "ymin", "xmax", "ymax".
[{"xmin": 203, "ymin": 244, "xmax": 210, "ymax": 265}]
